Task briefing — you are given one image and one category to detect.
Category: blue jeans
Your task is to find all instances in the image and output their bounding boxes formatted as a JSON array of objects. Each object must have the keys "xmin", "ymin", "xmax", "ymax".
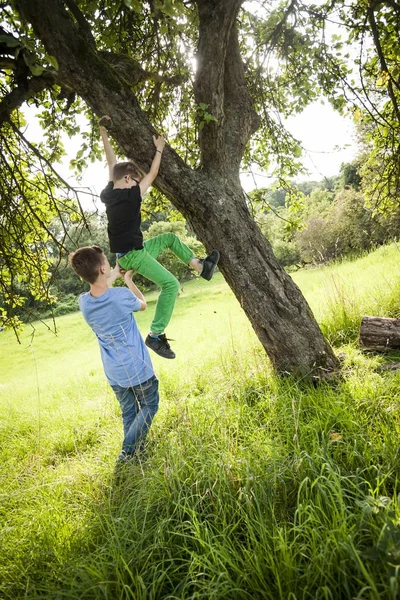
[{"xmin": 111, "ymin": 375, "xmax": 159, "ymax": 457}]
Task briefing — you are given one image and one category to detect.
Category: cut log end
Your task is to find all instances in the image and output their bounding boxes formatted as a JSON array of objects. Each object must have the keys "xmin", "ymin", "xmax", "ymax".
[{"xmin": 359, "ymin": 316, "xmax": 400, "ymax": 351}]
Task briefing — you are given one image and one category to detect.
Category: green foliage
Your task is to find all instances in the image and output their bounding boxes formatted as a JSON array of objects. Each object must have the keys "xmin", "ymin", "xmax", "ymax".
[
  {"xmin": 252, "ymin": 167, "xmax": 400, "ymax": 268},
  {"xmin": 48, "ymin": 293, "xmax": 78, "ymax": 317},
  {"xmin": 295, "ymin": 187, "xmax": 396, "ymax": 264},
  {"xmin": 302, "ymin": 188, "xmax": 334, "ymax": 219},
  {"xmin": 314, "ymin": 0, "xmax": 400, "ymax": 212},
  {"xmin": 341, "ymin": 160, "xmax": 362, "ymax": 190},
  {"xmin": 256, "ymin": 209, "xmax": 301, "ymax": 267},
  {"xmin": 0, "ymin": 119, "xmax": 81, "ymax": 332},
  {"xmin": 49, "ymin": 212, "xmax": 112, "ymax": 296},
  {"xmin": 195, "ymin": 103, "xmax": 218, "ymax": 130}
]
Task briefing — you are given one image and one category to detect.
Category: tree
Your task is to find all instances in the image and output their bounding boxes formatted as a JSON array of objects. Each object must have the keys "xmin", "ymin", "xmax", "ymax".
[
  {"xmin": 0, "ymin": 118, "xmax": 84, "ymax": 330},
  {"xmin": 0, "ymin": 0, "xmax": 344, "ymax": 375},
  {"xmin": 311, "ymin": 0, "xmax": 400, "ymax": 211},
  {"xmin": 256, "ymin": 208, "xmax": 301, "ymax": 268},
  {"xmin": 341, "ymin": 161, "xmax": 362, "ymax": 191}
]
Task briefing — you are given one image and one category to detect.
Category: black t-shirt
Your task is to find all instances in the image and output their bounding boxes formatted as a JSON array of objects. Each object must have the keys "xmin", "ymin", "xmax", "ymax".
[{"xmin": 100, "ymin": 181, "xmax": 144, "ymax": 253}]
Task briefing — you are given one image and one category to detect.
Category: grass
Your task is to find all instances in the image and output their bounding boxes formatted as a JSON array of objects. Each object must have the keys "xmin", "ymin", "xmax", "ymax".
[{"xmin": 1, "ymin": 244, "xmax": 400, "ymax": 599}]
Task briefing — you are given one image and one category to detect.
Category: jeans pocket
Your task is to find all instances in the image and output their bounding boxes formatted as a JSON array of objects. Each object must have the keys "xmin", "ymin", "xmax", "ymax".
[
  {"xmin": 135, "ymin": 377, "xmax": 159, "ymax": 409},
  {"xmin": 134, "ymin": 375, "xmax": 156, "ymax": 393},
  {"xmin": 118, "ymin": 249, "xmax": 141, "ymax": 272},
  {"xmin": 112, "ymin": 385, "xmax": 130, "ymax": 402}
]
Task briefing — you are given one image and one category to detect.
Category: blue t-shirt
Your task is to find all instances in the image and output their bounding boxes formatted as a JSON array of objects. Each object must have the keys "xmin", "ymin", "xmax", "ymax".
[{"xmin": 79, "ymin": 287, "xmax": 154, "ymax": 388}]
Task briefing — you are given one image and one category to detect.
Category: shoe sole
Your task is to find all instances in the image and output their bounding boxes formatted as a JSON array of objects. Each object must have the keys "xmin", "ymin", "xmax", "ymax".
[
  {"xmin": 201, "ymin": 250, "xmax": 220, "ymax": 281},
  {"xmin": 145, "ymin": 340, "xmax": 176, "ymax": 359}
]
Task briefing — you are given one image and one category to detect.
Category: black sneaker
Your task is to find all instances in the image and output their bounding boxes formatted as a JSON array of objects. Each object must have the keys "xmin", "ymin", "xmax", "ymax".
[
  {"xmin": 145, "ymin": 333, "xmax": 176, "ymax": 359},
  {"xmin": 200, "ymin": 250, "xmax": 220, "ymax": 281}
]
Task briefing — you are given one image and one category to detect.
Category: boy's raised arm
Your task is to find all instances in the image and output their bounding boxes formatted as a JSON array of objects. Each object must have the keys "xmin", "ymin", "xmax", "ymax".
[
  {"xmin": 106, "ymin": 261, "xmax": 122, "ymax": 287},
  {"xmin": 139, "ymin": 135, "xmax": 165, "ymax": 196},
  {"xmin": 123, "ymin": 270, "xmax": 147, "ymax": 311},
  {"xmin": 99, "ymin": 116, "xmax": 117, "ymax": 181}
]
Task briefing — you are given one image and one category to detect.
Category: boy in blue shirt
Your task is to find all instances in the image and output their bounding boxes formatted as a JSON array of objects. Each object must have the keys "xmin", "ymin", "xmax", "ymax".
[
  {"xmin": 69, "ymin": 244, "xmax": 158, "ymax": 463},
  {"xmin": 98, "ymin": 115, "xmax": 220, "ymax": 360}
]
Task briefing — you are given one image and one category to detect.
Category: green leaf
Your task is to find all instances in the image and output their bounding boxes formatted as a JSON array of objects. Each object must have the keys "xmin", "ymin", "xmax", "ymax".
[
  {"xmin": 0, "ymin": 34, "xmax": 20, "ymax": 48},
  {"xmin": 123, "ymin": 0, "xmax": 142, "ymax": 12},
  {"xmin": 46, "ymin": 54, "xmax": 59, "ymax": 71},
  {"xmin": 29, "ymin": 64, "xmax": 45, "ymax": 76}
]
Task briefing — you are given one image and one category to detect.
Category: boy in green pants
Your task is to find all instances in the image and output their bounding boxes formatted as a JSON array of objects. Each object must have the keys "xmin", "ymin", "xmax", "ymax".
[{"xmin": 99, "ymin": 116, "xmax": 220, "ymax": 359}]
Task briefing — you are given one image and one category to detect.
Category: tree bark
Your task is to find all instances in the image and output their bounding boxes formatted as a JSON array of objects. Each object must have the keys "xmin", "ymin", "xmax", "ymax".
[
  {"xmin": 15, "ymin": 0, "xmax": 339, "ymax": 376},
  {"xmin": 194, "ymin": 0, "xmax": 255, "ymax": 174},
  {"xmin": 359, "ymin": 316, "xmax": 400, "ymax": 351}
]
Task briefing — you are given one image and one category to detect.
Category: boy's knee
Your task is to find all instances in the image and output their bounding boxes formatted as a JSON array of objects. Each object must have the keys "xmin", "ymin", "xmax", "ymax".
[
  {"xmin": 171, "ymin": 276, "xmax": 180, "ymax": 294},
  {"xmin": 164, "ymin": 275, "xmax": 180, "ymax": 295},
  {"xmin": 165, "ymin": 232, "xmax": 178, "ymax": 245}
]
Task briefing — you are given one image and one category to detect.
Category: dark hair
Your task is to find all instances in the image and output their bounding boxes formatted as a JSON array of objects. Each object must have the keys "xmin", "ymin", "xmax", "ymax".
[
  {"xmin": 113, "ymin": 161, "xmax": 141, "ymax": 182},
  {"xmin": 69, "ymin": 245, "xmax": 105, "ymax": 284}
]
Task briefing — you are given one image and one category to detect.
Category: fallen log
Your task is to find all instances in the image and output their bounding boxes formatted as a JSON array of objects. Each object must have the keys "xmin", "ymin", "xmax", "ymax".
[{"xmin": 359, "ymin": 316, "xmax": 400, "ymax": 351}]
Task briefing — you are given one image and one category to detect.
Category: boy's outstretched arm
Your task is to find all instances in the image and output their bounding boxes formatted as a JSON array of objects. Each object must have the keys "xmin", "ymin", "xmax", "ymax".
[
  {"xmin": 123, "ymin": 270, "xmax": 147, "ymax": 311},
  {"xmin": 99, "ymin": 115, "xmax": 117, "ymax": 181},
  {"xmin": 139, "ymin": 135, "xmax": 165, "ymax": 195},
  {"xmin": 107, "ymin": 261, "xmax": 122, "ymax": 287}
]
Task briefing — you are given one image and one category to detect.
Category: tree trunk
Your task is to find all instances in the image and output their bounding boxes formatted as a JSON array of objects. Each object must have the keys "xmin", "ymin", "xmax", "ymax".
[
  {"xmin": 178, "ymin": 176, "xmax": 337, "ymax": 375},
  {"xmin": 15, "ymin": 0, "xmax": 340, "ymax": 376},
  {"xmin": 359, "ymin": 316, "xmax": 400, "ymax": 351}
]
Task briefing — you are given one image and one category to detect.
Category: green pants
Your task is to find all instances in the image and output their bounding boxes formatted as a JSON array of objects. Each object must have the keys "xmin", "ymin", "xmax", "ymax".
[{"xmin": 118, "ymin": 232, "xmax": 195, "ymax": 334}]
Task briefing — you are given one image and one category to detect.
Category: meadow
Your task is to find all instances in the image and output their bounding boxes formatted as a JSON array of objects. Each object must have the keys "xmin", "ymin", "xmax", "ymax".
[{"xmin": 1, "ymin": 243, "xmax": 400, "ymax": 599}]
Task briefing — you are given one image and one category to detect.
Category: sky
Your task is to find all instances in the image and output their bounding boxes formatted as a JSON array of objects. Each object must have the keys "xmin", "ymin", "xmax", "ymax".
[
  {"xmin": 241, "ymin": 101, "xmax": 358, "ymax": 191},
  {"xmin": 285, "ymin": 103, "xmax": 357, "ymax": 181}
]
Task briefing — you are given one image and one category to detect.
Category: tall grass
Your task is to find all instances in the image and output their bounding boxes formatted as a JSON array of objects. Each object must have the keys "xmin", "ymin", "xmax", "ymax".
[
  {"xmin": 1, "ymin": 245, "xmax": 400, "ymax": 599},
  {"xmin": 291, "ymin": 243, "xmax": 400, "ymax": 346}
]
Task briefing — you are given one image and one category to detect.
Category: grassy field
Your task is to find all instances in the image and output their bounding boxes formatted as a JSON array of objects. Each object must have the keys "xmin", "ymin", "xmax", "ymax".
[{"xmin": 1, "ymin": 244, "xmax": 400, "ymax": 599}]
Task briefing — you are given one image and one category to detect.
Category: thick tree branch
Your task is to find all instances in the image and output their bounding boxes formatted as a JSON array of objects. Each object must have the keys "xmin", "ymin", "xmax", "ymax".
[
  {"xmin": 194, "ymin": 0, "xmax": 242, "ymax": 171},
  {"xmin": 0, "ymin": 71, "xmax": 56, "ymax": 125},
  {"xmin": 222, "ymin": 24, "xmax": 261, "ymax": 175},
  {"xmin": 64, "ymin": 0, "xmax": 96, "ymax": 43},
  {"xmin": 194, "ymin": 0, "xmax": 259, "ymax": 176},
  {"xmin": 14, "ymin": 0, "xmax": 200, "ymax": 214},
  {"xmin": 99, "ymin": 51, "xmax": 185, "ymax": 87}
]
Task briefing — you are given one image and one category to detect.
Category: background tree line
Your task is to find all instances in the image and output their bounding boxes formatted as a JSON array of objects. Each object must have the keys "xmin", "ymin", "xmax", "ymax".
[{"xmin": 254, "ymin": 159, "xmax": 400, "ymax": 269}]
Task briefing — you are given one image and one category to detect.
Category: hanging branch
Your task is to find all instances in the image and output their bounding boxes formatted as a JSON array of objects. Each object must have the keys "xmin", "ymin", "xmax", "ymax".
[
  {"xmin": 367, "ymin": 4, "xmax": 400, "ymax": 125},
  {"xmin": 10, "ymin": 122, "xmax": 89, "ymax": 230}
]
